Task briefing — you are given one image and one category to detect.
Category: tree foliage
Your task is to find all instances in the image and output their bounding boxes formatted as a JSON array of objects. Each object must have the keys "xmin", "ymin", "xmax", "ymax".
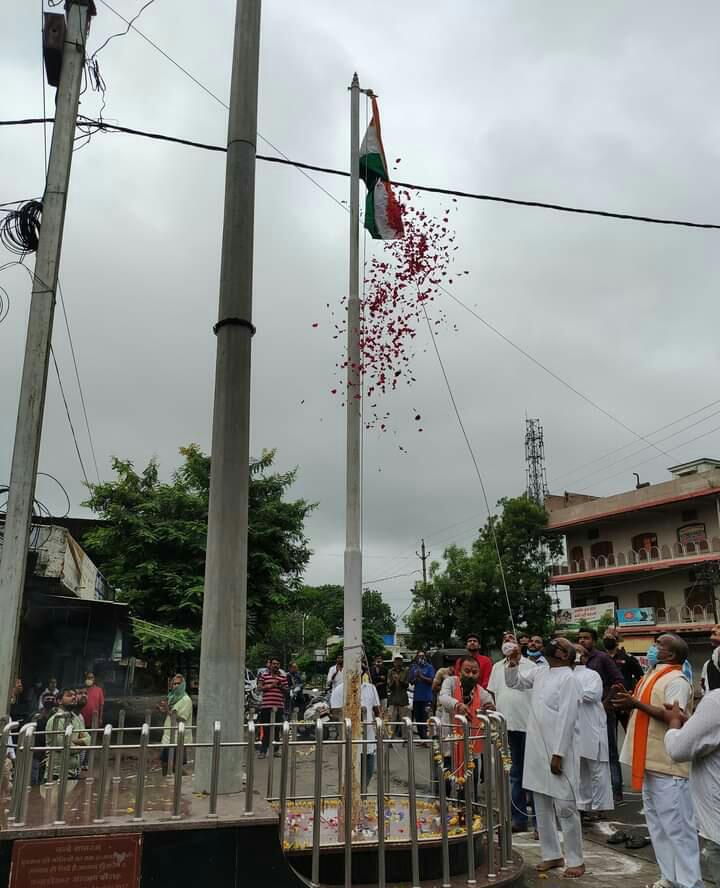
[
  {"xmin": 82, "ymin": 445, "xmax": 314, "ymax": 657},
  {"xmin": 406, "ymin": 495, "xmax": 561, "ymax": 650}
]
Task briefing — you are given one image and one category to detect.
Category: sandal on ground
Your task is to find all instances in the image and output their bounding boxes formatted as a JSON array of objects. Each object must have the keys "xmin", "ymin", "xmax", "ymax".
[
  {"xmin": 563, "ymin": 865, "xmax": 586, "ymax": 878},
  {"xmin": 535, "ymin": 859, "xmax": 565, "ymax": 872},
  {"xmin": 606, "ymin": 831, "xmax": 627, "ymax": 844},
  {"xmin": 625, "ymin": 835, "xmax": 651, "ymax": 849}
]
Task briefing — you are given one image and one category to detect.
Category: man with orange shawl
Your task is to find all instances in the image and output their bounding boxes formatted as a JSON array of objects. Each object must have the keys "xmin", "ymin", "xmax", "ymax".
[{"xmin": 614, "ymin": 633, "xmax": 702, "ymax": 888}]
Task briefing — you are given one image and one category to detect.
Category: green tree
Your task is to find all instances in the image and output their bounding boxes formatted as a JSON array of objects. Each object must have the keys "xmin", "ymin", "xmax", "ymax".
[
  {"xmin": 362, "ymin": 588, "xmax": 396, "ymax": 635},
  {"xmin": 406, "ymin": 495, "xmax": 562, "ymax": 649},
  {"xmin": 82, "ymin": 445, "xmax": 314, "ymax": 658}
]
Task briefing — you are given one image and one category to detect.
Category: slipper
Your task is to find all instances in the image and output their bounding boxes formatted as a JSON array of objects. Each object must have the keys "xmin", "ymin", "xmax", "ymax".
[
  {"xmin": 606, "ymin": 831, "xmax": 627, "ymax": 844},
  {"xmin": 535, "ymin": 859, "xmax": 565, "ymax": 872},
  {"xmin": 625, "ymin": 835, "xmax": 651, "ymax": 849},
  {"xmin": 563, "ymin": 865, "xmax": 586, "ymax": 879}
]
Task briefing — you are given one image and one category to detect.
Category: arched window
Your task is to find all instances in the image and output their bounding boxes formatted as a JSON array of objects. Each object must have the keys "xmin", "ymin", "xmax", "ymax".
[
  {"xmin": 632, "ymin": 532, "xmax": 658, "ymax": 553},
  {"xmin": 570, "ymin": 545, "xmax": 584, "ymax": 565}
]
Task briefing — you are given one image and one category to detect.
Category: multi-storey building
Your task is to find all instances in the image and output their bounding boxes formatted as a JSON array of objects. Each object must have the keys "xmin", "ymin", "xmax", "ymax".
[{"xmin": 546, "ymin": 458, "xmax": 720, "ymax": 678}]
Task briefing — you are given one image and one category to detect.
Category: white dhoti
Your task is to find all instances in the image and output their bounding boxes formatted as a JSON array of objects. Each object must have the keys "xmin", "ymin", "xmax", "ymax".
[
  {"xmin": 642, "ymin": 772, "xmax": 703, "ymax": 888},
  {"xmin": 534, "ymin": 792, "xmax": 584, "ymax": 868},
  {"xmin": 577, "ymin": 757, "xmax": 614, "ymax": 812}
]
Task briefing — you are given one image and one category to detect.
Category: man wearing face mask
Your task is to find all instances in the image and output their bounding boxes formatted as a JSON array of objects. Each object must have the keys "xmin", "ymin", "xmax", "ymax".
[
  {"xmin": 518, "ymin": 633, "xmax": 531, "ymax": 657},
  {"xmin": 506, "ymin": 638, "xmax": 585, "ymax": 879},
  {"xmin": 526, "ymin": 635, "xmax": 548, "ymax": 666},
  {"xmin": 80, "ymin": 671, "xmax": 104, "ymax": 728},
  {"xmin": 700, "ymin": 623, "xmax": 720, "ymax": 696},
  {"xmin": 614, "ymin": 633, "xmax": 701, "ymax": 888}
]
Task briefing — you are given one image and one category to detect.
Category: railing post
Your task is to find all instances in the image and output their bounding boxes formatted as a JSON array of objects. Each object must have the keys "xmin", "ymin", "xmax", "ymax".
[
  {"xmin": 170, "ymin": 720, "xmax": 185, "ymax": 820},
  {"xmin": 289, "ymin": 720, "xmax": 298, "ymax": 800},
  {"xmin": 112, "ymin": 708, "xmax": 125, "ymax": 783},
  {"xmin": 429, "ymin": 716, "xmax": 451, "ymax": 888},
  {"xmin": 311, "ymin": 718, "xmax": 324, "ymax": 887},
  {"xmin": 403, "ymin": 717, "xmax": 421, "ymax": 888},
  {"xmin": 479, "ymin": 713, "xmax": 495, "ymax": 880},
  {"xmin": 343, "ymin": 718, "xmax": 353, "ymax": 888},
  {"xmin": 457, "ymin": 715, "xmax": 476, "ymax": 885},
  {"xmin": 93, "ymin": 724, "xmax": 113, "ymax": 823},
  {"xmin": 86, "ymin": 710, "xmax": 99, "ymax": 782},
  {"xmin": 488, "ymin": 713, "xmax": 510, "ymax": 867},
  {"xmin": 266, "ymin": 707, "xmax": 277, "ymax": 798},
  {"xmin": 245, "ymin": 720, "xmax": 255, "ymax": 815},
  {"xmin": 54, "ymin": 724, "xmax": 74, "ymax": 825},
  {"xmin": 132, "ymin": 723, "xmax": 150, "ymax": 822},
  {"xmin": 9, "ymin": 722, "xmax": 30, "ymax": 822},
  {"xmin": 16, "ymin": 723, "xmax": 36, "ymax": 827},
  {"xmin": 167, "ymin": 711, "xmax": 177, "ymax": 775},
  {"xmin": 208, "ymin": 720, "xmax": 222, "ymax": 818},
  {"xmin": 278, "ymin": 722, "xmax": 290, "ymax": 845},
  {"xmin": 375, "ymin": 716, "xmax": 386, "ymax": 888}
]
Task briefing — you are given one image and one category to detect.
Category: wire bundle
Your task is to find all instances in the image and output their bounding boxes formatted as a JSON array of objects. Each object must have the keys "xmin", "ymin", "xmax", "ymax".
[{"xmin": 0, "ymin": 200, "xmax": 42, "ymax": 256}]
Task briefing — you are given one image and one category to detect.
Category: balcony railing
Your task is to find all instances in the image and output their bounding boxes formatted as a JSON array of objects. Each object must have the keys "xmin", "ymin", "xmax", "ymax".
[
  {"xmin": 551, "ymin": 537, "xmax": 720, "ymax": 577},
  {"xmin": 655, "ymin": 604, "xmax": 716, "ymax": 625}
]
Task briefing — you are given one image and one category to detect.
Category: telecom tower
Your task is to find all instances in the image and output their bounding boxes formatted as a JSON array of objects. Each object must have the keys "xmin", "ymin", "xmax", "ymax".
[{"xmin": 525, "ymin": 418, "xmax": 549, "ymax": 505}]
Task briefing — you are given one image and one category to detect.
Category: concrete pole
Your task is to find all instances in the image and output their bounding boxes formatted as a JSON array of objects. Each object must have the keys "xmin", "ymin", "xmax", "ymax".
[
  {"xmin": 194, "ymin": 0, "xmax": 261, "ymax": 794},
  {"xmin": 343, "ymin": 73, "xmax": 363, "ymax": 805},
  {"xmin": 0, "ymin": 0, "xmax": 91, "ymax": 709}
]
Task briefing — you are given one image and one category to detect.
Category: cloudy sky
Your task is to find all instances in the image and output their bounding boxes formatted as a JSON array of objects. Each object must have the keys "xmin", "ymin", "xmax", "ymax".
[{"xmin": 3, "ymin": 1, "xmax": 720, "ymax": 622}]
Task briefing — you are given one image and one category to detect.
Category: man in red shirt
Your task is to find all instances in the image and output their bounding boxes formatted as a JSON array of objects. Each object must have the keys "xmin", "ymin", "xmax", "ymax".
[
  {"xmin": 81, "ymin": 671, "xmax": 104, "ymax": 726},
  {"xmin": 455, "ymin": 633, "xmax": 492, "ymax": 688}
]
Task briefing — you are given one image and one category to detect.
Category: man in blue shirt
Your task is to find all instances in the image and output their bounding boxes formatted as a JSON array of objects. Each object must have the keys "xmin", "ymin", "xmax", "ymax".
[{"xmin": 409, "ymin": 650, "xmax": 435, "ymax": 740}]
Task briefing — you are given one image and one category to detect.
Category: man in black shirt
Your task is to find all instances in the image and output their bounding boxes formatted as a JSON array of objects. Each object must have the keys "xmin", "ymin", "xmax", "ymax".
[
  {"xmin": 602, "ymin": 629, "xmax": 643, "ymax": 688},
  {"xmin": 370, "ymin": 656, "xmax": 388, "ymax": 706}
]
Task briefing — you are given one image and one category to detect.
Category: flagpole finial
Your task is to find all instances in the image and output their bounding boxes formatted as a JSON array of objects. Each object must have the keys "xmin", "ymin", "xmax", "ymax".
[{"xmin": 351, "ymin": 72, "xmax": 359, "ymax": 87}]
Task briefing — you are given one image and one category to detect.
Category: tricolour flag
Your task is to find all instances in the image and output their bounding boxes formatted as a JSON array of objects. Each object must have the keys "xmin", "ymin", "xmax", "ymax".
[{"xmin": 359, "ymin": 97, "xmax": 405, "ymax": 240}]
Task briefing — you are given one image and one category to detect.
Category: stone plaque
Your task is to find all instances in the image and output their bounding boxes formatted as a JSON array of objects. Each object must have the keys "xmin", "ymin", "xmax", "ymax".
[{"xmin": 10, "ymin": 834, "xmax": 141, "ymax": 888}]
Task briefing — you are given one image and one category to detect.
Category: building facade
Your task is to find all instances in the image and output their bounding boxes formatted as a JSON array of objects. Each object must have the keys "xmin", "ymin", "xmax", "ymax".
[{"xmin": 546, "ymin": 459, "xmax": 720, "ymax": 677}]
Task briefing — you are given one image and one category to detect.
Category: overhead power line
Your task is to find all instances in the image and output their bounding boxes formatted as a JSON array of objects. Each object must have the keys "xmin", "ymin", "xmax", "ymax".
[{"xmin": 5, "ymin": 117, "xmax": 720, "ymax": 231}]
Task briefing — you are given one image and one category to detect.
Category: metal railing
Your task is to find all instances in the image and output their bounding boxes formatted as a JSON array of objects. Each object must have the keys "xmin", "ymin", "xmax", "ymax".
[{"xmin": 1, "ymin": 710, "xmax": 514, "ymax": 888}]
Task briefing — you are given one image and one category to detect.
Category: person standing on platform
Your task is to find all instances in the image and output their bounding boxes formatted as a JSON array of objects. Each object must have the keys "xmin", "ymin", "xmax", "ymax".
[
  {"xmin": 360, "ymin": 671, "xmax": 382, "ymax": 788},
  {"xmin": 257, "ymin": 658, "xmax": 288, "ymax": 759},
  {"xmin": 387, "ymin": 655, "xmax": 410, "ymax": 737},
  {"xmin": 572, "ymin": 644, "xmax": 613, "ymax": 819},
  {"xmin": 577, "ymin": 628, "xmax": 625, "ymax": 804},
  {"xmin": 663, "ymin": 688, "xmax": 720, "ymax": 879},
  {"xmin": 409, "ymin": 650, "xmax": 435, "ymax": 740},
  {"xmin": 160, "ymin": 674, "xmax": 193, "ymax": 774},
  {"xmin": 81, "ymin": 672, "xmax": 104, "ymax": 729},
  {"xmin": 614, "ymin": 633, "xmax": 702, "ymax": 888},
  {"xmin": 488, "ymin": 635, "xmax": 535, "ymax": 833},
  {"xmin": 45, "ymin": 688, "xmax": 90, "ymax": 780},
  {"xmin": 506, "ymin": 638, "xmax": 585, "ymax": 879},
  {"xmin": 700, "ymin": 624, "xmax": 720, "ymax": 695},
  {"xmin": 455, "ymin": 632, "xmax": 492, "ymax": 688},
  {"xmin": 370, "ymin": 656, "xmax": 388, "ymax": 707}
]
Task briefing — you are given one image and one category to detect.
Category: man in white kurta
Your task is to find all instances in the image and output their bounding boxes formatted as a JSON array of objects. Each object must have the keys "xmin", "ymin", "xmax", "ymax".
[
  {"xmin": 572, "ymin": 646, "xmax": 614, "ymax": 815},
  {"xmin": 506, "ymin": 638, "xmax": 584, "ymax": 877}
]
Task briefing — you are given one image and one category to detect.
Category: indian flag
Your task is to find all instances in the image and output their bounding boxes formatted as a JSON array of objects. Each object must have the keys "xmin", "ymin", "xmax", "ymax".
[{"xmin": 359, "ymin": 97, "xmax": 405, "ymax": 240}]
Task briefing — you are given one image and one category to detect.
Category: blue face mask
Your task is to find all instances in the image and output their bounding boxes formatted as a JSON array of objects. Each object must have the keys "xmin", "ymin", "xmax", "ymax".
[
  {"xmin": 527, "ymin": 649, "xmax": 543, "ymax": 659},
  {"xmin": 646, "ymin": 644, "xmax": 658, "ymax": 668}
]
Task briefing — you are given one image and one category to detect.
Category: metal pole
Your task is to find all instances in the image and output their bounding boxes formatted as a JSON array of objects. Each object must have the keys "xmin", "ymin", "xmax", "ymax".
[
  {"xmin": 343, "ymin": 718, "xmax": 353, "ymax": 888},
  {"xmin": 9, "ymin": 723, "xmax": 28, "ymax": 822},
  {"xmin": 289, "ymin": 721, "xmax": 297, "ymax": 799},
  {"xmin": 374, "ymin": 717, "xmax": 386, "ymax": 888},
  {"xmin": 488, "ymin": 713, "xmax": 509, "ymax": 868},
  {"xmin": 54, "ymin": 725, "xmax": 74, "ymax": 825},
  {"xmin": 208, "ymin": 720, "xmax": 222, "ymax": 817},
  {"xmin": 112, "ymin": 708, "xmax": 125, "ymax": 783},
  {"xmin": 0, "ymin": 0, "xmax": 93, "ymax": 708},
  {"xmin": 278, "ymin": 722, "xmax": 290, "ymax": 845},
  {"xmin": 0, "ymin": 720, "xmax": 18, "ymax": 806},
  {"xmin": 404, "ymin": 717, "xmax": 421, "ymax": 888},
  {"xmin": 133, "ymin": 723, "xmax": 149, "ymax": 822},
  {"xmin": 86, "ymin": 710, "xmax": 99, "ymax": 781},
  {"xmin": 195, "ymin": 0, "xmax": 262, "ymax": 796},
  {"xmin": 245, "ymin": 720, "xmax": 255, "ymax": 815},
  {"xmin": 458, "ymin": 716, "xmax": 476, "ymax": 885},
  {"xmin": 93, "ymin": 724, "xmax": 113, "ymax": 823},
  {"xmin": 266, "ymin": 708, "xmax": 277, "ymax": 798},
  {"xmin": 343, "ymin": 70, "xmax": 363, "ymax": 808},
  {"xmin": 311, "ymin": 719, "xmax": 324, "ymax": 886},
  {"xmin": 171, "ymin": 721, "xmax": 185, "ymax": 820},
  {"xmin": 16, "ymin": 723, "xmax": 36, "ymax": 827},
  {"xmin": 429, "ymin": 717, "xmax": 451, "ymax": 888},
  {"xmin": 167, "ymin": 711, "xmax": 176, "ymax": 774},
  {"xmin": 479, "ymin": 713, "xmax": 495, "ymax": 880}
]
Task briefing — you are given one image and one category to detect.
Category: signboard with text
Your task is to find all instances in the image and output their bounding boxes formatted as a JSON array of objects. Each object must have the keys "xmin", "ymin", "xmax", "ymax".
[
  {"xmin": 555, "ymin": 603, "xmax": 615, "ymax": 630},
  {"xmin": 617, "ymin": 607, "xmax": 656, "ymax": 627},
  {"xmin": 11, "ymin": 834, "xmax": 141, "ymax": 888}
]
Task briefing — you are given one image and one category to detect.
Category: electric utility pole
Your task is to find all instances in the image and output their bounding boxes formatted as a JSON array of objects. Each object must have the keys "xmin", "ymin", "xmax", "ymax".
[
  {"xmin": 416, "ymin": 538, "xmax": 429, "ymax": 589},
  {"xmin": 0, "ymin": 0, "xmax": 92, "ymax": 709},
  {"xmin": 194, "ymin": 0, "xmax": 261, "ymax": 794}
]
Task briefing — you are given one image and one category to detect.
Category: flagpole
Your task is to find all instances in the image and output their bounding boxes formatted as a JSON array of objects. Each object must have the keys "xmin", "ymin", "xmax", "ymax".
[{"xmin": 344, "ymin": 71, "xmax": 363, "ymax": 806}]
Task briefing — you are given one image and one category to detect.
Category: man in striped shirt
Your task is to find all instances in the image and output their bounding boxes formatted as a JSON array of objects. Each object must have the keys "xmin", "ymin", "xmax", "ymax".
[{"xmin": 258, "ymin": 658, "xmax": 288, "ymax": 758}]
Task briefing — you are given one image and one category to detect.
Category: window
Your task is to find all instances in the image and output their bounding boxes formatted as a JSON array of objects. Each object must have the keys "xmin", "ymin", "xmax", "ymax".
[
  {"xmin": 638, "ymin": 590, "xmax": 665, "ymax": 610},
  {"xmin": 570, "ymin": 545, "xmax": 584, "ymax": 564},
  {"xmin": 590, "ymin": 541, "xmax": 614, "ymax": 559},
  {"xmin": 681, "ymin": 509, "xmax": 698, "ymax": 522},
  {"xmin": 632, "ymin": 532, "xmax": 658, "ymax": 553}
]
